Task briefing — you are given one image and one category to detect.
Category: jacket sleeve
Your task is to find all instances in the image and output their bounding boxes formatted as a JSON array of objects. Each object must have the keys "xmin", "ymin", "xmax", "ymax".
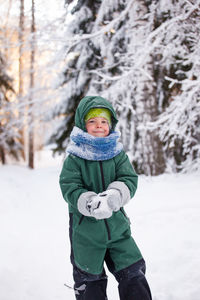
[
  {"xmin": 59, "ymin": 155, "xmax": 91, "ymax": 210},
  {"xmin": 108, "ymin": 151, "xmax": 138, "ymax": 204}
]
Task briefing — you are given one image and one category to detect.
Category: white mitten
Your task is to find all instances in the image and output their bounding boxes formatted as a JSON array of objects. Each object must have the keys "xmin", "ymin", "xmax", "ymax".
[
  {"xmin": 90, "ymin": 194, "xmax": 112, "ymax": 219},
  {"xmin": 86, "ymin": 195, "xmax": 101, "ymax": 214},
  {"xmin": 100, "ymin": 189, "xmax": 122, "ymax": 212}
]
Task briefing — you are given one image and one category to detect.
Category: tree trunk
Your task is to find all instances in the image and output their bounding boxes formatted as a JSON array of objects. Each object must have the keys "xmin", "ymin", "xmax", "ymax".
[
  {"xmin": 28, "ymin": 0, "xmax": 36, "ymax": 169},
  {"xmin": 0, "ymin": 146, "xmax": 6, "ymax": 164},
  {"xmin": 18, "ymin": 0, "xmax": 26, "ymax": 160}
]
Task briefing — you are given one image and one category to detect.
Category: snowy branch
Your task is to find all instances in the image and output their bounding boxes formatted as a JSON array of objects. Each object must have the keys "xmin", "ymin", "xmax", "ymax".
[
  {"xmin": 67, "ymin": 1, "xmax": 134, "ymax": 42},
  {"xmin": 144, "ymin": 2, "xmax": 200, "ymax": 49}
]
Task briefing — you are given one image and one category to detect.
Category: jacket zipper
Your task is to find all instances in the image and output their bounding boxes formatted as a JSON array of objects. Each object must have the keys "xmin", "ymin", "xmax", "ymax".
[
  {"xmin": 79, "ymin": 215, "xmax": 84, "ymax": 225},
  {"xmin": 99, "ymin": 161, "xmax": 111, "ymax": 240}
]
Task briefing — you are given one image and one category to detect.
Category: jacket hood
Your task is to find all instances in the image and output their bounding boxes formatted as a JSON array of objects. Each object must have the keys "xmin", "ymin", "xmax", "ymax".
[{"xmin": 75, "ymin": 96, "xmax": 118, "ymax": 131}]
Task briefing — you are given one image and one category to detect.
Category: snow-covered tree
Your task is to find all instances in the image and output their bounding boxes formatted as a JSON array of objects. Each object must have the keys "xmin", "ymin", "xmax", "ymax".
[
  {"xmin": 0, "ymin": 53, "xmax": 21, "ymax": 164},
  {"xmin": 103, "ymin": 0, "xmax": 167, "ymax": 175},
  {"xmin": 49, "ymin": 0, "xmax": 102, "ymax": 153},
  {"xmin": 0, "ymin": 0, "xmax": 66, "ymax": 165},
  {"xmin": 49, "ymin": 0, "xmax": 132, "ymax": 154},
  {"xmin": 27, "ymin": 0, "xmax": 36, "ymax": 169},
  {"xmin": 18, "ymin": 0, "xmax": 26, "ymax": 160},
  {"xmin": 49, "ymin": 0, "xmax": 200, "ymax": 174},
  {"xmin": 50, "ymin": 0, "xmax": 166, "ymax": 174},
  {"xmin": 147, "ymin": 0, "xmax": 200, "ymax": 172}
]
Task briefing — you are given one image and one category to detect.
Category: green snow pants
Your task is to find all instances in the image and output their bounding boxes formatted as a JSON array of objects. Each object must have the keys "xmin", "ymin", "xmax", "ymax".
[
  {"xmin": 69, "ymin": 209, "xmax": 143, "ymax": 275},
  {"xmin": 69, "ymin": 211, "xmax": 152, "ymax": 299}
]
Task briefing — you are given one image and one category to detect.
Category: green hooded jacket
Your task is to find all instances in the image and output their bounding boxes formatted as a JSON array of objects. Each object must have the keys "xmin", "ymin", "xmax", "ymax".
[{"xmin": 59, "ymin": 96, "xmax": 142, "ymax": 274}]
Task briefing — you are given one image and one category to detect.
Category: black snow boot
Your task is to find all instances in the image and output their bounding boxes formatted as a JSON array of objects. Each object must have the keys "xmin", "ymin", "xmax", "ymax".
[
  {"xmin": 74, "ymin": 279, "xmax": 108, "ymax": 300},
  {"xmin": 118, "ymin": 274, "xmax": 152, "ymax": 300},
  {"xmin": 115, "ymin": 259, "xmax": 152, "ymax": 300}
]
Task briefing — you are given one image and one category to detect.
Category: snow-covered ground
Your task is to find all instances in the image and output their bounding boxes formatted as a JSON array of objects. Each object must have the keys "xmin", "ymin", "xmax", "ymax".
[{"xmin": 0, "ymin": 150, "xmax": 200, "ymax": 300}]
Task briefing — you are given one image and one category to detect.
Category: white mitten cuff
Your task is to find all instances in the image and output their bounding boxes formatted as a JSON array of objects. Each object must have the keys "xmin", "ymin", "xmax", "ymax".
[
  {"xmin": 77, "ymin": 191, "xmax": 97, "ymax": 216},
  {"xmin": 107, "ymin": 181, "xmax": 131, "ymax": 206}
]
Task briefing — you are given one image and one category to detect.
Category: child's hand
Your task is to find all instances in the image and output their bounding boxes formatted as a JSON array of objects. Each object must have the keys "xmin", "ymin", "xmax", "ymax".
[
  {"xmin": 99, "ymin": 189, "xmax": 122, "ymax": 212},
  {"xmin": 88, "ymin": 194, "xmax": 112, "ymax": 219}
]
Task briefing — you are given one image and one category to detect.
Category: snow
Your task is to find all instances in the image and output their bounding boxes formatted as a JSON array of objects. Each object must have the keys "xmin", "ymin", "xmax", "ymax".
[{"xmin": 0, "ymin": 151, "xmax": 200, "ymax": 300}]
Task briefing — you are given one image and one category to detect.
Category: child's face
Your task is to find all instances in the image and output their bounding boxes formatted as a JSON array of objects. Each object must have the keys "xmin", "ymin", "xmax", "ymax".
[{"xmin": 86, "ymin": 117, "xmax": 110, "ymax": 137}]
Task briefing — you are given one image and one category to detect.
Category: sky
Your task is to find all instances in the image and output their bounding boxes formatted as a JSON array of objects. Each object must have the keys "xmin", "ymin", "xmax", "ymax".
[{"xmin": 0, "ymin": 0, "xmax": 65, "ymax": 25}]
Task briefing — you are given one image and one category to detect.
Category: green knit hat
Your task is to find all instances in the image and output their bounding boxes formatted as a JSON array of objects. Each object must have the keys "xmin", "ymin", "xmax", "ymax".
[{"xmin": 84, "ymin": 108, "xmax": 112, "ymax": 127}]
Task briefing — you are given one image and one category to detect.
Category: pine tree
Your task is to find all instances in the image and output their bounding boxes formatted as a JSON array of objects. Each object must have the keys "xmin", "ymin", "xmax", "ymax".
[
  {"xmin": 147, "ymin": 0, "xmax": 200, "ymax": 172},
  {"xmin": 0, "ymin": 53, "xmax": 20, "ymax": 164},
  {"xmin": 49, "ymin": 0, "xmax": 103, "ymax": 153},
  {"xmin": 49, "ymin": 0, "xmax": 200, "ymax": 174},
  {"xmin": 49, "ymin": 0, "xmax": 166, "ymax": 175},
  {"xmin": 85, "ymin": 0, "xmax": 166, "ymax": 175}
]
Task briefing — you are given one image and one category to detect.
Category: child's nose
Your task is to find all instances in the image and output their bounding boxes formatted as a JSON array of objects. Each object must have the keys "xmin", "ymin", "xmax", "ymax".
[{"xmin": 96, "ymin": 121, "xmax": 102, "ymax": 127}]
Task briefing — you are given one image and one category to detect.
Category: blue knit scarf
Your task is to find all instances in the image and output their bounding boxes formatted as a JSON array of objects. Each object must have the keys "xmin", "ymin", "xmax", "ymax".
[{"xmin": 67, "ymin": 126, "xmax": 123, "ymax": 161}]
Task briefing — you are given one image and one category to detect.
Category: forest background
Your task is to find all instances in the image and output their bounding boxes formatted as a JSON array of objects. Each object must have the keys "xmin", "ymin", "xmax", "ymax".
[{"xmin": 0, "ymin": 0, "xmax": 200, "ymax": 175}]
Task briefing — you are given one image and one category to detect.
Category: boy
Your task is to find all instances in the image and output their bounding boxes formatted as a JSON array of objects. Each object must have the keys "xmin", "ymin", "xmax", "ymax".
[{"xmin": 59, "ymin": 96, "xmax": 152, "ymax": 300}]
